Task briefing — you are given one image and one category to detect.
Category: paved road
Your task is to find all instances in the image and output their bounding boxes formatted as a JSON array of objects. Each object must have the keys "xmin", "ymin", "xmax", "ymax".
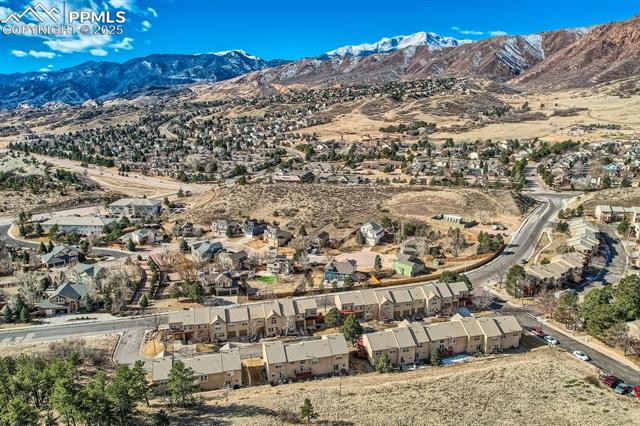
[
  {"xmin": 1, "ymin": 163, "xmax": 636, "ymax": 387},
  {"xmin": 0, "ymin": 224, "xmax": 129, "ymax": 259},
  {"xmin": 468, "ymin": 167, "xmax": 573, "ymax": 286},
  {"xmin": 500, "ymin": 303, "xmax": 640, "ymax": 385}
]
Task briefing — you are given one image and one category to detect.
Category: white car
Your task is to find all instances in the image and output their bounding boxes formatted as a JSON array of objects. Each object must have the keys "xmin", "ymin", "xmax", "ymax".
[
  {"xmin": 572, "ymin": 351, "xmax": 590, "ymax": 361},
  {"xmin": 544, "ymin": 335, "xmax": 559, "ymax": 345}
]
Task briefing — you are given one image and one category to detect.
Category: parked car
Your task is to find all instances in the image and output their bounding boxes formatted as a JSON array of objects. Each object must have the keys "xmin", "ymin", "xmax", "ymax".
[
  {"xmin": 602, "ymin": 375, "xmax": 620, "ymax": 388},
  {"xmin": 614, "ymin": 382, "xmax": 632, "ymax": 395},
  {"xmin": 519, "ymin": 259, "xmax": 528, "ymax": 265},
  {"xmin": 633, "ymin": 386, "xmax": 640, "ymax": 398},
  {"xmin": 543, "ymin": 335, "xmax": 559, "ymax": 345},
  {"xmin": 572, "ymin": 351, "xmax": 590, "ymax": 361},
  {"xmin": 531, "ymin": 328, "xmax": 546, "ymax": 338}
]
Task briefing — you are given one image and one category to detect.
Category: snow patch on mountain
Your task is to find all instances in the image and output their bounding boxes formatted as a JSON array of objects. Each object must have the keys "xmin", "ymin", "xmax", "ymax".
[{"xmin": 325, "ymin": 31, "xmax": 471, "ymax": 57}]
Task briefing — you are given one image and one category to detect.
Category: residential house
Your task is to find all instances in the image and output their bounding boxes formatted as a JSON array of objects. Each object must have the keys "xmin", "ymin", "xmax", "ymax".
[
  {"xmin": 172, "ymin": 221, "xmax": 203, "ymax": 238},
  {"xmin": 218, "ymin": 250, "xmax": 248, "ymax": 270},
  {"xmin": 73, "ymin": 262, "xmax": 107, "ymax": 282},
  {"xmin": 263, "ymin": 334, "xmax": 349, "ymax": 382},
  {"xmin": 120, "ymin": 228, "xmax": 164, "ymax": 245},
  {"xmin": 264, "ymin": 226, "xmax": 292, "ymax": 248},
  {"xmin": 360, "ymin": 222, "xmax": 384, "ymax": 246},
  {"xmin": 108, "ymin": 198, "xmax": 161, "ymax": 217},
  {"xmin": 42, "ymin": 245, "xmax": 80, "ymax": 268},
  {"xmin": 41, "ymin": 216, "xmax": 115, "ymax": 236},
  {"xmin": 393, "ymin": 254, "xmax": 427, "ymax": 277},
  {"xmin": 266, "ymin": 254, "xmax": 293, "ymax": 275},
  {"xmin": 211, "ymin": 219, "xmax": 241, "ymax": 237},
  {"xmin": 310, "ymin": 231, "xmax": 330, "ymax": 252},
  {"xmin": 191, "ymin": 241, "xmax": 224, "ymax": 263},
  {"xmin": 37, "ymin": 281, "xmax": 88, "ymax": 316},
  {"xmin": 200, "ymin": 272, "xmax": 239, "ymax": 297},
  {"xmin": 324, "ymin": 259, "xmax": 357, "ymax": 283},
  {"xmin": 242, "ymin": 219, "xmax": 267, "ymax": 237}
]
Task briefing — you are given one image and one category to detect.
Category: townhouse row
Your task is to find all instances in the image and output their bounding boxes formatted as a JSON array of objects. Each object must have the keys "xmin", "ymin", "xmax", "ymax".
[
  {"xmin": 362, "ymin": 315, "xmax": 523, "ymax": 366},
  {"xmin": 152, "ymin": 334, "xmax": 349, "ymax": 392},
  {"xmin": 334, "ymin": 281, "xmax": 470, "ymax": 321},
  {"xmin": 167, "ymin": 298, "xmax": 319, "ymax": 342},
  {"xmin": 152, "ymin": 315, "xmax": 523, "ymax": 394}
]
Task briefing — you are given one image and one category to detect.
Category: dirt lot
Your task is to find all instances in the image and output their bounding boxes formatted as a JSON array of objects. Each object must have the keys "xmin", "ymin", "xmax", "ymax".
[
  {"xmin": 158, "ymin": 348, "xmax": 639, "ymax": 425},
  {"xmin": 182, "ymin": 184, "xmax": 526, "ymax": 240}
]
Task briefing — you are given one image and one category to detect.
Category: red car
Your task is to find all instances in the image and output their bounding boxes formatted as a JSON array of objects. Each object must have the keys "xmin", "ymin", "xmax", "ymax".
[
  {"xmin": 633, "ymin": 386, "xmax": 640, "ymax": 398},
  {"xmin": 531, "ymin": 327, "xmax": 546, "ymax": 338}
]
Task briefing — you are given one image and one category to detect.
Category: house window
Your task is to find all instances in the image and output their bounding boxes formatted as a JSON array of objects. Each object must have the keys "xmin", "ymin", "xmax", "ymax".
[
  {"xmin": 199, "ymin": 375, "xmax": 208, "ymax": 381},
  {"xmin": 271, "ymin": 318, "xmax": 277, "ymax": 324}
]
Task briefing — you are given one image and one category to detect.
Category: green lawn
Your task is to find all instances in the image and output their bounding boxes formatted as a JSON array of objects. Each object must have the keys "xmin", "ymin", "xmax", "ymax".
[{"xmin": 256, "ymin": 275, "xmax": 276, "ymax": 284}]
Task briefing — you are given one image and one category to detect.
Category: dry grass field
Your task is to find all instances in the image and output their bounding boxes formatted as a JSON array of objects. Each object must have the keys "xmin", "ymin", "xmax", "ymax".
[
  {"xmin": 572, "ymin": 187, "xmax": 640, "ymax": 212},
  {"xmin": 182, "ymin": 184, "xmax": 526, "ymax": 239},
  {"xmin": 0, "ymin": 334, "xmax": 119, "ymax": 358},
  {"xmin": 302, "ymin": 84, "xmax": 640, "ymax": 144},
  {"xmin": 161, "ymin": 348, "xmax": 639, "ymax": 426}
]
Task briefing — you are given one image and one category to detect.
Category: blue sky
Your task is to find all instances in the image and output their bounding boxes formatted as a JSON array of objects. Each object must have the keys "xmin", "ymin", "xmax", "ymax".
[{"xmin": 1, "ymin": 0, "xmax": 639, "ymax": 74}]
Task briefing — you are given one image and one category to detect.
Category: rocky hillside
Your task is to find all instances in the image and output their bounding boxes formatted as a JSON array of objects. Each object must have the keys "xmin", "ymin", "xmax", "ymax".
[
  {"xmin": 222, "ymin": 27, "xmax": 590, "ymax": 90},
  {"xmin": 511, "ymin": 15, "xmax": 640, "ymax": 89}
]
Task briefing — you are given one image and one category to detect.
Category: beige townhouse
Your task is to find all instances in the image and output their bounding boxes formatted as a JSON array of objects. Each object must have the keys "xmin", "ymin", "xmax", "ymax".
[
  {"xmin": 167, "ymin": 297, "xmax": 319, "ymax": 343},
  {"xmin": 151, "ymin": 348, "xmax": 242, "ymax": 394},
  {"xmin": 334, "ymin": 281, "xmax": 470, "ymax": 321},
  {"xmin": 263, "ymin": 333, "xmax": 349, "ymax": 382},
  {"xmin": 362, "ymin": 315, "xmax": 522, "ymax": 367}
]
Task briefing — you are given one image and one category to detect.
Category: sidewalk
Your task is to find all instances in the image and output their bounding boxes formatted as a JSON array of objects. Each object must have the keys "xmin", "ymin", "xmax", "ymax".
[{"xmin": 540, "ymin": 317, "xmax": 640, "ymax": 372}]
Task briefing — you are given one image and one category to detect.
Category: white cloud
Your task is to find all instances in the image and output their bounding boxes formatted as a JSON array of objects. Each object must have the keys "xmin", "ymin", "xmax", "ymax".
[
  {"xmin": 141, "ymin": 20, "xmax": 151, "ymax": 31},
  {"xmin": 451, "ymin": 26, "xmax": 484, "ymax": 36},
  {"xmin": 44, "ymin": 34, "xmax": 112, "ymax": 53},
  {"xmin": 108, "ymin": 0, "xmax": 135, "ymax": 11},
  {"xmin": 28, "ymin": 50, "xmax": 56, "ymax": 58},
  {"xmin": 147, "ymin": 7, "xmax": 157, "ymax": 18},
  {"xmin": 90, "ymin": 48, "xmax": 108, "ymax": 56},
  {"xmin": 11, "ymin": 49, "xmax": 28, "ymax": 57},
  {"xmin": 111, "ymin": 37, "xmax": 134, "ymax": 51},
  {"xmin": 489, "ymin": 30, "xmax": 508, "ymax": 36},
  {"xmin": 459, "ymin": 29, "xmax": 484, "ymax": 35},
  {"xmin": 38, "ymin": 68, "xmax": 50, "ymax": 72}
]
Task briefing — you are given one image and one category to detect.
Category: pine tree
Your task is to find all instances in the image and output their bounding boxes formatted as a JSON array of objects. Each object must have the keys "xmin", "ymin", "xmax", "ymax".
[
  {"xmin": 39, "ymin": 242, "xmax": 47, "ymax": 254},
  {"xmin": 19, "ymin": 306, "xmax": 30, "ymax": 323},
  {"xmin": 47, "ymin": 240, "xmax": 54, "ymax": 253},
  {"xmin": 430, "ymin": 347, "xmax": 441, "ymax": 366},
  {"xmin": 139, "ymin": 294, "xmax": 149, "ymax": 308},
  {"xmin": 341, "ymin": 314, "xmax": 363, "ymax": 342},
  {"xmin": 179, "ymin": 239, "xmax": 189, "ymax": 253},
  {"xmin": 127, "ymin": 239, "xmax": 136, "ymax": 252},
  {"xmin": 374, "ymin": 255, "xmax": 382, "ymax": 271},
  {"xmin": 374, "ymin": 352, "xmax": 392, "ymax": 373},
  {"xmin": 2, "ymin": 305, "xmax": 12, "ymax": 323},
  {"xmin": 299, "ymin": 398, "xmax": 318, "ymax": 423},
  {"xmin": 167, "ymin": 360, "xmax": 197, "ymax": 407}
]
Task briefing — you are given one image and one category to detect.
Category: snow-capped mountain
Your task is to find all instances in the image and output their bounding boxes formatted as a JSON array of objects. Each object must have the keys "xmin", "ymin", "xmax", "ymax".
[
  {"xmin": 0, "ymin": 50, "xmax": 289, "ymax": 108},
  {"xmin": 323, "ymin": 31, "xmax": 471, "ymax": 58}
]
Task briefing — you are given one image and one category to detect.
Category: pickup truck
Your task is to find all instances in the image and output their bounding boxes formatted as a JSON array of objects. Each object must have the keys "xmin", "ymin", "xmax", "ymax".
[{"xmin": 602, "ymin": 375, "xmax": 620, "ymax": 388}]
